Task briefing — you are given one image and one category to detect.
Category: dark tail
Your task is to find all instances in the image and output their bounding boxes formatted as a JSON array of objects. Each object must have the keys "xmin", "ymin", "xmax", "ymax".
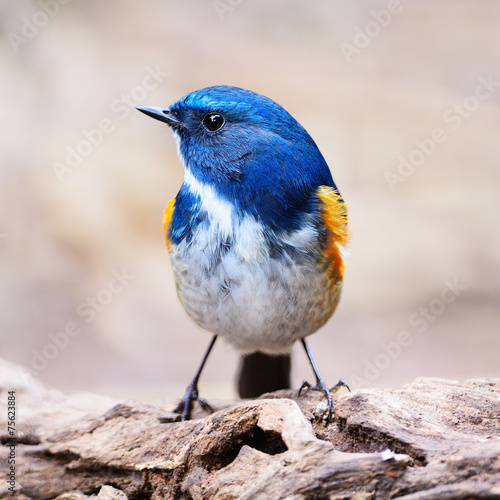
[{"xmin": 237, "ymin": 352, "xmax": 291, "ymax": 398}]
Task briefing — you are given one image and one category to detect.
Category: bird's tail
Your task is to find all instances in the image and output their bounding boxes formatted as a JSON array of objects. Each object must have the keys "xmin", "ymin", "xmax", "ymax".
[{"xmin": 237, "ymin": 352, "xmax": 291, "ymax": 398}]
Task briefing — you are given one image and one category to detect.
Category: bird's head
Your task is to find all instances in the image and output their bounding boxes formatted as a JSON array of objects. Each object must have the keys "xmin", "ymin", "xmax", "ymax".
[{"xmin": 137, "ymin": 85, "xmax": 335, "ymax": 230}]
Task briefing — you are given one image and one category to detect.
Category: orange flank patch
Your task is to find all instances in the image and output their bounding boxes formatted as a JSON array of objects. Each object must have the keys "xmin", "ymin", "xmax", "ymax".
[
  {"xmin": 316, "ymin": 186, "xmax": 349, "ymax": 281},
  {"xmin": 163, "ymin": 197, "xmax": 176, "ymax": 252}
]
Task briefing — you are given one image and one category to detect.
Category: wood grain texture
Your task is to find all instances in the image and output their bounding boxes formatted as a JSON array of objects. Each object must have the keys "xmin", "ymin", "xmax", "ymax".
[{"xmin": 1, "ymin": 359, "xmax": 499, "ymax": 499}]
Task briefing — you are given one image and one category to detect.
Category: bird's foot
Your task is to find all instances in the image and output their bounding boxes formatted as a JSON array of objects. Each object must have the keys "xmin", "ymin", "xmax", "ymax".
[
  {"xmin": 172, "ymin": 382, "xmax": 214, "ymax": 421},
  {"xmin": 299, "ymin": 378, "xmax": 350, "ymax": 423}
]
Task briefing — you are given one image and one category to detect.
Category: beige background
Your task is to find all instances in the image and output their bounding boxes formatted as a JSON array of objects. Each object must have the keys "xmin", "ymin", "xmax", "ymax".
[{"xmin": 1, "ymin": 0, "xmax": 499, "ymax": 404}]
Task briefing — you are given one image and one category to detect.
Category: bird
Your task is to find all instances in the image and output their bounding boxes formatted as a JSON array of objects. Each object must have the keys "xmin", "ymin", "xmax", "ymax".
[{"xmin": 136, "ymin": 85, "xmax": 349, "ymax": 422}]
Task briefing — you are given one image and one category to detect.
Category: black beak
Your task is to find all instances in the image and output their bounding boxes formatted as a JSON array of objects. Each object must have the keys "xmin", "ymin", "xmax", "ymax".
[{"xmin": 136, "ymin": 106, "xmax": 183, "ymax": 129}]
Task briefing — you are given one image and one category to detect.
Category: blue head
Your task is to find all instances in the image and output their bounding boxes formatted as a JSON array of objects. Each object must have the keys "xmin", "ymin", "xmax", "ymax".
[{"xmin": 137, "ymin": 85, "xmax": 337, "ymax": 233}]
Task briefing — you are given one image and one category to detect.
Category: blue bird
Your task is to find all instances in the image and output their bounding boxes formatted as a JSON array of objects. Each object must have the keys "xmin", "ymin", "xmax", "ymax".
[{"xmin": 137, "ymin": 85, "xmax": 349, "ymax": 421}]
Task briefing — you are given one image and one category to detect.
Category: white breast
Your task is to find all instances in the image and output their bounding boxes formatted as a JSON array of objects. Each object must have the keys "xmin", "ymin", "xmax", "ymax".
[{"xmin": 169, "ymin": 174, "xmax": 342, "ymax": 354}]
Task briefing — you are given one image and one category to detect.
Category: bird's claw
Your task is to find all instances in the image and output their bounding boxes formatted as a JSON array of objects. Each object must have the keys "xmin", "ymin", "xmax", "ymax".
[
  {"xmin": 298, "ymin": 378, "xmax": 350, "ymax": 423},
  {"xmin": 330, "ymin": 378, "xmax": 351, "ymax": 394},
  {"xmin": 172, "ymin": 383, "xmax": 214, "ymax": 421}
]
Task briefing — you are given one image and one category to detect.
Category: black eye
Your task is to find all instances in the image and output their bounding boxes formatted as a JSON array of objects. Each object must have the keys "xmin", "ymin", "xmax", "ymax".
[{"xmin": 202, "ymin": 113, "xmax": 225, "ymax": 132}]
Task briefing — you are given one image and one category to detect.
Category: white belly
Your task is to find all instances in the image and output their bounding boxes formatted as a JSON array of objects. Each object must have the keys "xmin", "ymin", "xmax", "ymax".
[{"xmin": 169, "ymin": 215, "xmax": 341, "ymax": 354}]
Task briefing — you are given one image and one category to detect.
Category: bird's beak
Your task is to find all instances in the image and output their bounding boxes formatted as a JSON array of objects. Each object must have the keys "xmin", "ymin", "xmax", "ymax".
[{"xmin": 136, "ymin": 105, "xmax": 183, "ymax": 129}]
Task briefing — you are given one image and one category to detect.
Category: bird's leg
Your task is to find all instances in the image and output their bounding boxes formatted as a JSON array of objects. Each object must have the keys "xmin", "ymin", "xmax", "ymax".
[
  {"xmin": 173, "ymin": 335, "xmax": 218, "ymax": 421},
  {"xmin": 298, "ymin": 338, "xmax": 350, "ymax": 423}
]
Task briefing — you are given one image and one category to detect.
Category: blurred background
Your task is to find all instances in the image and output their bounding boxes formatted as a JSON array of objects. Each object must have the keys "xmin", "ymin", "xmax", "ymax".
[{"xmin": 0, "ymin": 0, "xmax": 498, "ymax": 404}]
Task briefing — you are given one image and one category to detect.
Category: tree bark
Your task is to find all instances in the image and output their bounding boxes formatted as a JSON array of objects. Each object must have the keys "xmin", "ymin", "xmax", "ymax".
[{"xmin": 1, "ymin": 358, "xmax": 499, "ymax": 499}]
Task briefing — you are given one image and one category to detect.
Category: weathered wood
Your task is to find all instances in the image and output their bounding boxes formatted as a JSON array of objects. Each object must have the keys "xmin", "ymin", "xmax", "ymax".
[{"xmin": 1, "ymin": 358, "xmax": 499, "ymax": 499}]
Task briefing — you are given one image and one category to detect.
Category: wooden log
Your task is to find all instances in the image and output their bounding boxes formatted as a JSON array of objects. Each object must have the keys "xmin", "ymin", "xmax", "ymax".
[{"xmin": 1, "ymin": 358, "xmax": 499, "ymax": 499}]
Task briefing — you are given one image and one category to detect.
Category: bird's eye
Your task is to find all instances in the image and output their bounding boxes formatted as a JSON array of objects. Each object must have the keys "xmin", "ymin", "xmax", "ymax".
[{"xmin": 202, "ymin": 113, "xmax": 225, "ymax": 132}]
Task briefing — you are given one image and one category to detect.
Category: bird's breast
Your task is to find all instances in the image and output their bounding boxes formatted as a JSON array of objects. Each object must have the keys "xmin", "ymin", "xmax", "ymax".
[{"xmin": 164, "ymin": 189, "xmax": 345, "ymax": 353}]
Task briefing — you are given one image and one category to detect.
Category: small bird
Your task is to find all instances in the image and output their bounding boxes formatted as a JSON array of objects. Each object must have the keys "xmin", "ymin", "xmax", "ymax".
[{"xmin": 137, "ymin": 86, "xmax": 349, "ymax": 421}]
